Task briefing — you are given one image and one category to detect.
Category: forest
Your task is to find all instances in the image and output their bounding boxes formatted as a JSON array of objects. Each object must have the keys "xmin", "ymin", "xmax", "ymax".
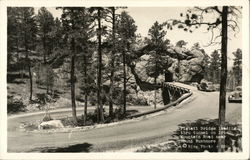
[{"xmin": 7, "ymin": 7, "xmax": 242, "ymax": 126}]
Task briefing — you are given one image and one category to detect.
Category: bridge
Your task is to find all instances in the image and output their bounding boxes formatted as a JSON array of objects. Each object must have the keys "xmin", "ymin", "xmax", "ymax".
[
  {"xmin": 162, "ymin": 82, "xmax": 191, "ymax": 105},
  {"xmin": 128, "ymin": 82, "xmax": 192, "ymax": 118}
]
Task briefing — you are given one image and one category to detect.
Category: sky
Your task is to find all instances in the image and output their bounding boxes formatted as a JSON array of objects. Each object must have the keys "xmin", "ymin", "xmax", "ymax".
[{"xmin": 35, "ymin": 7, "xmax": 242, "ymax": 68}]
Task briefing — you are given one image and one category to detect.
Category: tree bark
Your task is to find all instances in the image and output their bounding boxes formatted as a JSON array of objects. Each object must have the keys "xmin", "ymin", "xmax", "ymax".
[
  {"xmin": 25, "ymin": 31, "xmax": 33, "ymax": 101},
  {"xmin": 97, "ymin": 8, "xmax": 104, "ymax": 123},
  {"xmin": 109, "ymin": 7, "xmax": 115, "ymax": 118},
  {"xmin": 43, "ymin": 33, "xmax": 50, "ymax": 94},
  {"xmin": 71, "ymin": 38, "xmax": 77, "ymax": 124},
  {"xmin": 28, "ymin": 60, "xmax": 33, "ymax": 101},
  {"xmin": 16, "ymin": 38, "xmax": 22, "ymax": 78},
  {"xmin": 154, "ymin": 77, "xmax": 157, "ymax": 109},
  {"xmin": 43, "ymin": 33, "xmax": 46, "ymax": 63},
  {"xmin": 83, "ymin": 55, "xmax": 88, "ymax": 125},
  {"xmin": 213, "ymin": 70, "xmax": 216, "ymax": 83},
  {"xmin": 218, "ymin": 6, "xmax": 228, "ymax": 152},
  {"xmin": 123, "ymin": 49, "xmax": 127, "ymax": 115},
  {"xmin": 237, "ymin": 60, "xmax": 241, "ymax": 86},
  {"xmin": 177, "ymin": 58, "xmax": 180, "ymax": 81}
]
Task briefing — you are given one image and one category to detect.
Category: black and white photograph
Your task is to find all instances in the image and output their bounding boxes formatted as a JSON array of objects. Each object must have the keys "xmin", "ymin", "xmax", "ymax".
[{"xmin": 0, "ymin": 0, "xmax": 249, "ymax": 159}]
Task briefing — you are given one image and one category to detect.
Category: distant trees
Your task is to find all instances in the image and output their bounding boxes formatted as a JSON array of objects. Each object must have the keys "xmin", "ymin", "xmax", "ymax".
[
  {"xmin": 210, "ymin": 50, "xmax": 221, "ymax": 84},
  {"xmin": 7, "ymin": 8, "xmax": 21, "ymax": 65},
  {"xmin": 202, "ymin": 48, "xmax": 242, "ymax": 88},
  {"xmin": 202, "ymin": 53, "xmax": 211, "ymax": 81},
  {"xmin": 201, "ymin": 49, "xmax": 222, "ymax": 84},
  {"xmin": 7, "ymin": 7, "xmax": 27, "ymax": 82},
  {"xmin": 8, "ymin": 7, "xmax": 38, "ymax": 101},
  {"xmin": 227, "ymin": 48, "xmax": 242, "ymax": 90},
  {"xmin": 37, "ymin": 7, "xmax": 55, "ymax": 95},
  {"xmin": 50, "ymin": 17, "xmax": 64, "ymax": 50},
  {"xmin": 37, "ymin": 7, "xmax": 54, "ymax": 63},
  {"xmin": 232, "ymin": 48, "xmax": 242, "ymax": 87}
]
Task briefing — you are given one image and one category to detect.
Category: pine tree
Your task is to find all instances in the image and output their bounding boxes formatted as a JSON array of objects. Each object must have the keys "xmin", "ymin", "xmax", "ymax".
[
  {"xmin": 37, "ymin": 7, "xmax": 54, "ymax": 63},
  {"xmin": 203, "ymin": 54, "xmax": 211, "ymax": 81},
  {"xmin": 104, "ymin": 7, "xmax": 125, "ymax": 118},
  {"xmin": 117, "ymin": 11, "xmax": 137, "ymax": 115},
  {"xmin": 105, "ymin": 7, "xmax": 117, "ymax": 118},
  {"xmin": 89, "ymin": 7, "xmax": 108, "ymax": 123},
  {"xmin": 36, "ymin": 7, "xmax": 55, "ymax": 94},
  {"xmin": 77, "ymin": 9, "xmax": 95, "ymax": 125},
  {"xmin": 19, "ymin": 7, "xmax": 37, "ymax": 101},
  {"xmin": 60, "ymin": 7, "xmax": 95, "ymax": 124},
  {"xmin": 145, "ymin": 21, "xmax": 168, "ymax": 109},
  {"xmin": 210, "ymin": 50, "xmax": 221, "ymax": 84},
  {"xmin": 7, "ymin": 8, "xmax": 21, "ymax": 66},
  {"xmin": 232, "ymin": 48, "xmax": 242, "ymax": 87}
]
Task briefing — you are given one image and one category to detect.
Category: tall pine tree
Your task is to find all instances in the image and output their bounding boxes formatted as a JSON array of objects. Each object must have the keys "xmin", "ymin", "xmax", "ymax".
[
  {"xmin": 60, "ymin": 7, "xmax": 94, "ymax": 124},
  {"xmin": 145, "ymin": 21, "xmax": 168, "ymax": 109},
  {"xmin": 117, "ymin": 11, "xmax": 137, "ymax": 115},
  {"xmin": 19, "ymin": 7, "xmax": 37, "ymax": 101},
  {"xmin": 232, "ymin": 48, "xmax": 242, "ymax": 87}
]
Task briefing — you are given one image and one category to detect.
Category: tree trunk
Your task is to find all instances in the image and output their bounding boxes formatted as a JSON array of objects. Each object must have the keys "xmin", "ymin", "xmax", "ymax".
[
  {"xmin": 28, "ymin": 61, "xmax": 33, "ymax": 101},
  {"xmin": 154, "ymin": 77, "xmax": 157, "ymax": 109},
  {"xmin": 109, "ymin": 7, "xmax": 116, "ymax": 118},
  {"xmin": 25, "ymin": 31, "xmax": 32, "ymax": 101},
  {"xmin": 177, "ymin": 58, "xmax": 180, "ymax": 81},
  {"xmin": 71, "ymin": 38, "xmax": 77, "ymax": 124},
  {"xmin": 43, "ymin": 33, "xmax": 46, "ymax": 63},
  {"xmin": 97, "ymin": 9, "xmax": 104, "ymax": 123},
  {"xmin": 237, "ymin": 63, "xmax": 240, "ymax": 86},
  {"xmin": 43, "ymin": 34, "xmax": 49, "ymax": 94},
  {"xmin": 83, "ymin": 55, "xmax": 88, "ymax": 125},
  {"xmin": 16, "ymin": 38, "xmax": 22, "ymax": 78},
  {"xmin": 218, "ymin": 6, "xmax": 228, "ymax": 152},
  {"xmin": 213, "ymin": 70, "xmax": 216, "ymax": 83},
  {"xmin": 123, "ymin": 50, "xmax": 126, "ymax": 115}
]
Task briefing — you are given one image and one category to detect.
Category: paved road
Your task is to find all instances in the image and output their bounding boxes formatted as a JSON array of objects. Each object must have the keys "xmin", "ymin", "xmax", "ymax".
[{"xmin": 7, "ymin": 83, "xmax": 241, "ymax": 152}]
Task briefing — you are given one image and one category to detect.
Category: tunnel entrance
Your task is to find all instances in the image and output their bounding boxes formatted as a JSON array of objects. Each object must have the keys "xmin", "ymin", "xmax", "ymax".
[
  {"xmin": 165, "ymin": 70, "xmax": 173, "ymax": 82},
  {"xmin": 162, "ymin": 71, "xmax": 173, "ymax": 105}
]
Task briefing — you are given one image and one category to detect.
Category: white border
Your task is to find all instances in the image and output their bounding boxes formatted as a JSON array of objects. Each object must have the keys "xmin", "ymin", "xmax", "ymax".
[{"xmin": 0, "ymin": 0, "xmax": 249, "ymax": 159}]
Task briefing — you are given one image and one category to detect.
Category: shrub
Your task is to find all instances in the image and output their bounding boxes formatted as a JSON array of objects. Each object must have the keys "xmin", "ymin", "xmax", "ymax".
[
  {"xmin": 42, "ymin": 113, "xmax": 53, "ymax": 122},
  {"xmin": 7, "ymin": 95, "xmax": 26, "ymax": 113},
  {"xmin": 113, "ymin": 107, "xmax": 126, "ymax": 120},
  {"xmin": 131, "ymin": 96, "xmax": 149, "ymax": 106}
]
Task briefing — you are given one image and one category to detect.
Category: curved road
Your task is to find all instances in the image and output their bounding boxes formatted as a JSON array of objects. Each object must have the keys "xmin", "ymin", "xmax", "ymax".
[{"xmin": 7, "ymin": 83, "xmax": 241, "ymax": 152}]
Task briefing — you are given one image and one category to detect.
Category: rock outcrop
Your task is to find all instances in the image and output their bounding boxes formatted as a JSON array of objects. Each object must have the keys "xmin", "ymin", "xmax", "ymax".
[
  {"xmin": 130, "ymin": 45, "xmax": 206, "ymax": 86},
  {"xmin": 38, "ymin": 120, "xmax": 64, "ymax": 130}
]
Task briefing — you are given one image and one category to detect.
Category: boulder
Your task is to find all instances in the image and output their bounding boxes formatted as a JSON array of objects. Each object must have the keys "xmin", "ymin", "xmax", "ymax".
[
  {"xmin": 38, "ymin": 120, "xmax": 64, "ymax": 130},
  {"xmin": 128, "ymin": 45, "xmax": 207, "ymax": 90},
  {"xmin": 168, "ymin": 48, "xmax": 206, "ymax": 82}
]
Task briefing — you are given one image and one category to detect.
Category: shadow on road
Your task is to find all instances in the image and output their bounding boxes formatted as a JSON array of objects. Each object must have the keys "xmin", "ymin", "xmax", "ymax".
[
  {"xmin": 137, "ymin": 119, "xmax": 242, "ymax": 152},
  {"xmin": 171, "ymin": 119, "xmax": 242, "ymax": 152},
  {"xmin": 35, "ymin": 143, "xmax": 93, "ymax": 152}
]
